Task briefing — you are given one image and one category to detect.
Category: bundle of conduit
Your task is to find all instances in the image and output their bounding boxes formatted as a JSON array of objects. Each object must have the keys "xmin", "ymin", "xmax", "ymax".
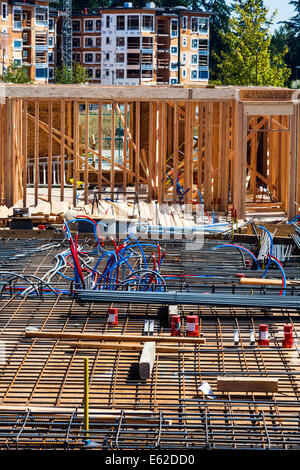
[{"xmin": 63, "ymin": 216, "xmax": 166, "ymax": 292}]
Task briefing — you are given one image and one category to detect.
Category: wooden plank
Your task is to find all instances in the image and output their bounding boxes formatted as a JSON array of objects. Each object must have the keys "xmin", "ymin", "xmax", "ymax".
[
  {"xmin": 288, "ymin": 106, "xmax": 297, "ymax": 218},
  {"xmin": 240, "ymin": 277, "xmax": 294, "ymax": 286},
  {"xmin": 139, "ymin": 342, "xmax": 156, "ymax": 379},
  {"xmin": 217, "ymin": 376, "xmax": 278, "ymax": 393},
  {"xmin": 60, "ymin": 100, "xmax": 65, "ymax": 201},
  {"xmin": 73, "ymin": 101, "xmax": 79, "ymax": 206},
  {"xmin": 135, "ymin": 101, "xmax": 140, "ymax": 193},
  {"xmin": 111, "ymin": 101, "xmax": 115, "ymax": 193},
  {"xmin": 204, "ymin": 103, "xmax": 213, "ymax": 210},
  {"xmin": 25, "ymin": 331, "xmax": 206, "ymax": 344},
  {"xmin": 48, "ymin": 100, "xmax": 53, "ymax": 203},
  {"xmin": 173, "ymin": 101, "xmax": 179, "ymax": 203},
  {"xmin": 34, "ymin": 100, "xmax": 39, "ymax": 207},
  {"xmin": 22, "ymin": 100, "xmax": 28, "ymax": 208},
  {"xmin": 98, "ymin": 101, "xmax": 102, "ymax": 192},
  {"xmin": 84, "ymin": 100, "xmax": 89, "ymax": 204}
]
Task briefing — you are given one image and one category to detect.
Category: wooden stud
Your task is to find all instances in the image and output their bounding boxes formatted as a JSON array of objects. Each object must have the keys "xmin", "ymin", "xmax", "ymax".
[
  {"xmin": 84, "ymin": 100, "xmax": 89, "ymax": 204},
  {"xmin": 217, "ymin": 376, "xmax": 278, "ymax": 393},
  {"xmin": 48, "ymin": 101, "xmax": 53, "ymax": 203},
  {"xmin": 60, "ymin": 100, "xmax": 65, "ymax": 201}
]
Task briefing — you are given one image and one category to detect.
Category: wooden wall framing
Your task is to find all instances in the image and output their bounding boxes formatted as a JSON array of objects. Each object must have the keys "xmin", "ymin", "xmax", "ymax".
[{"xmin": 0, "ymin": 85, "xmax": 299, "ymax": 219}]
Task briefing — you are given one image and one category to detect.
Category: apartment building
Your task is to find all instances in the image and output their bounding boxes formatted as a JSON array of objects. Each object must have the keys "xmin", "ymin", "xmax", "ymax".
[
  {"xmin": 0, "ymin": 0, "xmax": 58, "ymax": 82},
  {"xmin": 72, "ymin": 4, "xmax": 211, "ymax": 85},
  {"xmin": 71, "ymin": 13, "xmax": 102, "ymax": 82}
]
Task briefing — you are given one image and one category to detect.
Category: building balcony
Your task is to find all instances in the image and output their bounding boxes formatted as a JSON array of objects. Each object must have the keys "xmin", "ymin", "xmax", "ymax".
[
  {"xmin": 35, "ymin": 44, "xmax": 48, "ymax": 52},
  {"xmin": 141, "ymin": 64, "xmax": 153, "ymax": 70}
]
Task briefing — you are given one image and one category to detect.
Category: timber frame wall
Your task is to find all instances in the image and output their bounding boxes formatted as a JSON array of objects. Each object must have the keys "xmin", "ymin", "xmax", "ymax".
[{"xmin": 0, "ymin": 84, "xmax": 299, "ymax": 219}]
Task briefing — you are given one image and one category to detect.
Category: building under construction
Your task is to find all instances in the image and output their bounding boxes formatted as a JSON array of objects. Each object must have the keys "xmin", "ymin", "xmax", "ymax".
[{"xmin": 0, "ymin": 83, "xmax": 299, "ymax": 451}]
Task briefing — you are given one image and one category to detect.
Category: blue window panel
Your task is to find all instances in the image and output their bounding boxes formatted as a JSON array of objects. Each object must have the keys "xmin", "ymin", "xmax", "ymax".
[
  {"xmin": 198, "ymin": 70, "xmax": 209, "ymax": 80},
  {"xmin": 36, "ymin": 68, "xmax": 48, "ymax": 79}
]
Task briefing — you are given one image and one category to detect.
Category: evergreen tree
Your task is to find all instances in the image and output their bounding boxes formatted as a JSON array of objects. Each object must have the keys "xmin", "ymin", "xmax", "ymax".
[
  {"xmin": 286, "ymin": 0, "xmax": 300, "ymax": 81},
  {"xmin": 218, "ymin": 0, "xmax": 290, "ymax": 86},
  {"xmin": 3, "ymin": 63, "xmax": 32, "ymax": 83},
  {"xmin": 55, "ymin": 63, "xmax": 89, "ymax": 84}
]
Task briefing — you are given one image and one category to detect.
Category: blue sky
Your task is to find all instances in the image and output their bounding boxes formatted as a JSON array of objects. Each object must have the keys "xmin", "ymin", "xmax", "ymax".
[
  {"xmin": 264, "ymin": 0, "xmax": 296, "ymax": 29},
  {"xmin": 226, "ymin": 1, "xmax": 296, "ymax": 31}
]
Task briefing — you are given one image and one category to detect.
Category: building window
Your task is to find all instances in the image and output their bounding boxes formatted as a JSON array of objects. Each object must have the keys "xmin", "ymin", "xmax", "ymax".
[
  {"xmin": 72, "ymin": 20, "xmax": 80, "ymax": 32},
  {"xmin": 36, "ymin": 67, "xmax": 47, "ymax": 79},
  {"xmin": 87, "ymin": 69, "xmax": 93, "ymax": 78},
  {"xmin": 116, "ymin": 15, "xmax": 125, "ymax": 30},
  {"xmin": 182, "ymin": 69, "xmax": 186, "ymax": 79},
  {"xmin": 49, "ymin": 68, "xmax": 54, "ymax": 80},
  {"xmin": 106, "ymin": 37, "xmax": 110, "ymax": 45},
  {"xmin": 116, "ymin": 53, "xmax": 124, "ymax": 63},
  {"xmin": 49, "ymin": 36, "xmax": 54, "ymax": 47},
  {"xmin": 191, "ymin": 39, "xmax": 198, "ymax": 49},
  {"xmin": 96, "ymin": 19, "xmax": 101, "ymax": 31},
  {"xmin": 73, "ymin": 37, "xmax": 80, "ymax": 48},
  {"xmin": 105, "ymin": 69, "xmax": 109, "ymax": 77},
  {"xmin": 96, "ymin": 37, "xmax": 101, "ymax": 47},
  {"xmin": 106, "ymin": 53, "xmax": 110, "ymax": 60},
  {"xmin": 127, "ymin": 69, "xmax": 140, "ymax": 79},
  {"xmin": 171, "ymin": 46, "xmax": 177, "ymax": 55},
  {"xmin": 13, "ymin": 39, "xmax": 22, "ymax": 50},
  {"xmin": 106, "ymin": 16, "xmax": 110, "ymax": 28},
  {"xmin": 84, "ymin": 37, "xmax": 93, "ymax": 47},
  {"xmin": 14, "ymin": 59, "xmax": 21, "ymax": 66},
  {"xmin": 199, "ymin": 70, "xmax": 209, "ymax": 80},
  {"xmin": 182, "ymin": 53, "xmax": 186, "ymax": 63},
  {"xmin": 142, "ymin": 15, "xmax": 154, "ymax": 32},
  {"xmin": 85, "ymin": 20, "xmax": 93, "ymax": 31},
  {"xmin": 127, "ymin": 53, "xmax": 140, "ymax": 66},
  {"xmin": 95, "ymin": 53, "xmax": 101, "ymax": 63},
  {"xmin": 95, "ymin": 69, "xmax": 101, "ymax": 79},
  {"xmin": 142, "ymin": 37, "xmax": 153, "ymax": 49},
  {"xmin": 116, "ymin": 69, "xmax": 124, "ymax": 79},
  {"xmin": 84, "ymin": 53, "xmax": 93, "ymax": 63},
  {"xmin": 48, "ymin": 52, "xmax": 54, "ymax": 63},
  {"xmin": 170, "ymin": 78, "xmax": 177, "ymax": 84},
  {"xmin": 127, "ymin": 15, "xmax": 139, "ymax": 30},
  {"xmin": 199, "ymin": 39, "xmax": 208, "ymax": 51},
  {"xmin": 199, "ymin": 55, "xmax": 209, "ymax": 66},
  {"xmin": 2, "ymin": 3, "xmax": 7, "ymax": 21},
  {"xmin": 191, "ymin": 70, "xmax": 198, "ymax": 80},
  {"xmin": 23, "ymin": 50, "xmax": 28, "ymax": 60},
  {"xmin": 170, "ymin": 62, "xmax": 178, "ymax": 71},
  {"xmin": 23, "ymin": 32, "xmax": 29, "ymax": 45},
  {"xmin": 35, "ymin": 7, "xmax": 48, "ymax": 26},
  {"xmin": 199, "ymin": 18, "xmax": 209, "ymax": 33},
  {"xmin": 182, "ymin": 37, "xmax": 187, "ymax": 48},
  {"xmin": 49, "ymin": 18, "xmax": 54, "ymax": 31},
  {"xmin": 191, "ymin": 54, "xmax": 197, "ymax": 64},
  {"xmin": 13, "ymin": 8, "xmax": 22, "ymax": 30},
  {"xmin": 171, "ymin": 19, "xmax": 178, "ymax": 37},
  {"xmin": 116, "ymin": 37, "xmax": 125, "ymax": 47},
  {"xmin": 191, "ymin": 17, "xmax": 198, "ymax": 32},
  {"xmin": 182, "ymin": 16, "xmax": 187, "ymax": 30},
  {"xmin": 127, "ymin": 37, "xmax": 140, "ymax": 49}
]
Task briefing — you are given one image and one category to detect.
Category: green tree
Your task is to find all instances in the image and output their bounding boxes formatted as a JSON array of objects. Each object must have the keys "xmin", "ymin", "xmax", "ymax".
[
  {"xmin": 3, "ymin": 63, "xmax": 32, "ymax": 83},
  {"xmin": 285, "ymin": 0, "xmax": 300, "ymax": 82},
  {"xmin": 55, "ymin": 63, "xmax": 89, "ymax": 84},
  {"xmin": 218, "ymin": 0, "xmax": 290, "ymax": 86}
]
